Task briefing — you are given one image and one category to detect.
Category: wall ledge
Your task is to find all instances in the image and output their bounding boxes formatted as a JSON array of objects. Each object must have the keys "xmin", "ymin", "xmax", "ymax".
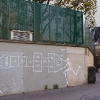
[{"xmin": 0, "ymin": 39, "xmax": 94, "ymax": 55}]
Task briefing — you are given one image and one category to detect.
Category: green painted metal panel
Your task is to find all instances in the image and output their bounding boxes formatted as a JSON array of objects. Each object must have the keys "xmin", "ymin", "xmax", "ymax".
[{"xmin": 0, "ymin": 0, "xmax": 93, "ymax": 49}]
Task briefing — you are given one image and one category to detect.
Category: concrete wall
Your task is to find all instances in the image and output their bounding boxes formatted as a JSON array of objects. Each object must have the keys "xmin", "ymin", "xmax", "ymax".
[
  {"xmin": 84, "ymin": 48, "xmax": 94, "ymax": 84},
  {"xmin": 66, "ymin": 47, "xmax": 94, "ymax": 86},
  {"xmin": 0, "ymin": 41, "xmax": 94, "ymax": 96}
]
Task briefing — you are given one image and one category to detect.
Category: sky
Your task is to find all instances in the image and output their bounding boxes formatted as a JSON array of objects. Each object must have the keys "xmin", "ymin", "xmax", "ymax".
[{"xmin": 95, "ymin": 0, "xmax": 100, "ymax": 26}]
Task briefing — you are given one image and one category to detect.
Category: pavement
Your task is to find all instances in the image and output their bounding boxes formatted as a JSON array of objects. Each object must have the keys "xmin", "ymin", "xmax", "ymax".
[{"xmin": 0, "ymin": 73, "xmax": 100, "ymax": 100}]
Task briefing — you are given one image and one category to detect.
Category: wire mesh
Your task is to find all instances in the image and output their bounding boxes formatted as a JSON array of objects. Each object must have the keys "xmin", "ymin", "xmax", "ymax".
[
  {"xmin": 0, "ymin": 0, "xmax": 9, "ymax": 39},
  {"xmin": 85, "ymin": 18, "xmax": 95, "ymax": 54},
  {"xmin": 0, "ymin": 0, "xmax": 94, "ymax": 49},
  {"xmin": 9, "ymin": 0, "xmax": 34, "ymax": 31},
  {"xmin": 35, "ymin": 3, "xmax": 84, "ymax": 44}
]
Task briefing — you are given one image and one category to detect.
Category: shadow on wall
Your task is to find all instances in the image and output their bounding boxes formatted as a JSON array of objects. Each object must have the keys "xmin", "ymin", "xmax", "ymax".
[{"xmin": 90, "ymin": 27, "xmax": 100, "ymax": 44}]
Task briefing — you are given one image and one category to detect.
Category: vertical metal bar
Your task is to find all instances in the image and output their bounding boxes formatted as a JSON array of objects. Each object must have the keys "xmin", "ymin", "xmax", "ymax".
[
  {"xmin": 83, "ymin": 15, "xmax": 86, "ymax": 45},
  {"xmin": 1, "ymin": 0, "xmax": 3, "ymax": 39},
  {"xmin": 89, "ymin": 26, "xmax": 91, "ymax": 44},
  {"xmin": 7, "ymin": 0, "xmax": 10, "ymax": 39},
  {"xmin": 70, "ymin": 9, "xmax": 71, "ymax": 43},
  {"xmin": 40, "ymin": 3, "xmax": 42, "ymax": 41},
  {"xmin": 81, "ymin": 12, "xmax": 84, "ymax": 44},
  {"xmin": 56, "ymin": 7, "xmax": 58, "ymax": 42},
  {"xmin": 75, "ymin": 11, "xmax": 77, "ymax": 44},
  {"xmin": 63, "ymin": 8, "xmax": 65, "ymax": 43},
  {"xmin": 34, "ymin": 3, "xmax": 41, "ymax": 41},
  {"xmin": 33, "ymin": 2, "xmax": 35, "ymax": 41},
  {"xmin": 32, "ymin": 2, "xmax": 34, "ymax": 41},
  {"xmin": 49, "ymin": 5, "xmax": 50, "ymax": 41},
  {"xmin": 25, "ymin": 1, "xmax": 27, "ymax": 30},
  {"xmin": 17, "ymin": 0, "xmax": 19, "ymax": 30}
]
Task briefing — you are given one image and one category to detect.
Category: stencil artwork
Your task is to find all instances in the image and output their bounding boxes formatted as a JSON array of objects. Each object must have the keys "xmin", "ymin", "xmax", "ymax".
[{"xmin": 0, "ymin": 49, "xmax": 82, "ymax": 85}]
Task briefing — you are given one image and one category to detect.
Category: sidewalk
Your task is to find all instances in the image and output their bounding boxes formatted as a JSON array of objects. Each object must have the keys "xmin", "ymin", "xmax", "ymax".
[{"xmin": 0, "ymin": 73, "xmax": 100, "ymax": 100}]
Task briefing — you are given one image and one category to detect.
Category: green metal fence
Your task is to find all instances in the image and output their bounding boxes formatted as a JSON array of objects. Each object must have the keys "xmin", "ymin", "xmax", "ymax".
[
  {"xmin": 34, "ymin": 3, "xmax": 84, "ymax": 44},
  {"xmin": 0, "ymin": 0, "xmax": 34, "ymax": 39},
  {"xmin": 0, "ymin": 0, "xmax": 84, "ymax": 44},
  {"xmin": 84, "ymin": 18, "xmax": 95, "ymax": 54},
  {"xmin": 0, "ymin": 0, "xmax": 9, "ymax": 39},
  {"xmin": 9, "ymin": 0, "xmax": 34, "ymax": 31}
]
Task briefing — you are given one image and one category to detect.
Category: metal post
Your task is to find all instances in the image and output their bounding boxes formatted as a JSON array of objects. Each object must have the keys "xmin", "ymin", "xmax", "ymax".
[
  {"xmin": 70, "ymin": 10, "xmax": 71, "ymax": 43},
  {"xmin": 7, "ymin": 0, "xmax": 10, "ymax": 39},
  {"xmin": 17, "ymin": 0, "xmax": 19, "ymax": 30},
  {"xmin": 49, "ymin": 5, "xmax": 50, "ymax": 41},
  {"xmin": 33, "ymin": 2, "xmax": 35, "ymax": 41},
  {"xmin": 63, "ymin": 8, "xmax": 65, "ymax": 43},
  {"xmin": 56, "ymin": 7, "xmax": 58, "ymax": 42},
  {"xmin": 40, "ymin": 3, "xmax": 42, "ymax": 41},
  {"xmin": 74, "ymin": 11, "xmax": 77, "ymax": 44},
  {"xmin": 81, "ymin": 12, "xmax": 84, "ymax": 44}
]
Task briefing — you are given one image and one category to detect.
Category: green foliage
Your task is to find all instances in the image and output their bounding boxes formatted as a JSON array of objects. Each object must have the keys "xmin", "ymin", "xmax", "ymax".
[
  {"xmin": 44, "ymin": 85, "xmax": 48, "ymax": 90},
  {"xmin": 53, "ymin": 84, "xmax": 59, "ymax": 89}
]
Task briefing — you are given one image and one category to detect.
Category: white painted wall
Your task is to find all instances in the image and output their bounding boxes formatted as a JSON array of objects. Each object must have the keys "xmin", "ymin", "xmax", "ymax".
[{"xmin": 95, "ymin": 0, "xmax": 100, "ymax": 26}]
